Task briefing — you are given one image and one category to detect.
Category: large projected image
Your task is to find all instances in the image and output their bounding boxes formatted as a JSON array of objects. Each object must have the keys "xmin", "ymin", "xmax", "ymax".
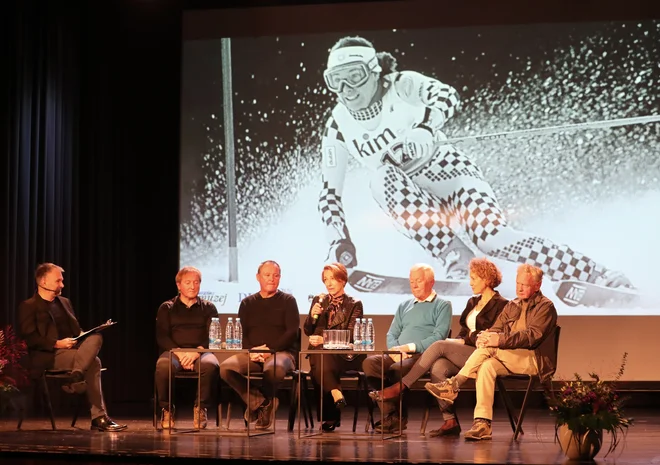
[{"xmin": 180, "ymin": 21, "xmax": 659, "ymax": 316}]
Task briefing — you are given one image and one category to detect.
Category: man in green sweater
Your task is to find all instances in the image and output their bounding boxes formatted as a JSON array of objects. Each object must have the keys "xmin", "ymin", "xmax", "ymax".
[{"xmin": 362, "ymin": 263, "xmax": 452, "ymax": 433}]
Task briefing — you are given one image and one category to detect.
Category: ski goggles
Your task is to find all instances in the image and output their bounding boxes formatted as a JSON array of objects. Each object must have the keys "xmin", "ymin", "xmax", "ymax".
[
  {"xmin": 323, "ymin": 61, "xmax": 374, "ymax": 93},
  {"xmin": 324, "ymin": 46, "xmax": 381, "ymax": 93}
]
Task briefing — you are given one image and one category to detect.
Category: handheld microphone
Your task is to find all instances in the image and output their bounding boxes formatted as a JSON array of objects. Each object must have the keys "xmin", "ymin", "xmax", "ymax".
[{"xmin": 313, "ymin": 293, "xmax": 330, "ymax": 321}]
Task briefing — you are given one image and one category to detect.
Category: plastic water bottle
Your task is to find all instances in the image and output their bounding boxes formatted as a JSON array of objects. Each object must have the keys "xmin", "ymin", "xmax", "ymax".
[
  {"xmin": 353, "ymin": 318, "xmax": 362, "ymax": 351},
  {"xmin": 209, "ymin": 317, "xmax": 221, "ymax": 349},
  {"xmin": 234, "ymin": 317, "xmax": 243, "ymax": 350},
  {"xmin": 366, "ymin": 318, "xmax": 375, "ymax": 351},
  {"xmin": 361, "ymin": 317, "xmax": 368, "ymax": 350},
  {"xmin": 226, "ymin": 317, "xmax": 235, "ymax": 350}
]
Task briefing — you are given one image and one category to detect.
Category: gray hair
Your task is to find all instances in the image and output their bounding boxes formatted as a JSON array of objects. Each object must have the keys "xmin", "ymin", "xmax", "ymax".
[
  {"xmin": 410, "ymin": 263, "xmax": 435, "ymax": 283},
  {"xmin": 517, "ymin": 264, "xmax": 543, "ymax": 283},
  {"xmin": 35, "ymin": 263, "xmax": 64, "ymax": 283}
]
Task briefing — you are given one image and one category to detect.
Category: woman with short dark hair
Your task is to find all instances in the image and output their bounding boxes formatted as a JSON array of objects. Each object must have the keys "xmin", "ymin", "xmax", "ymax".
[{"xmin": 305, "ymin": 262, "xmax": 364, "ymax": 431}]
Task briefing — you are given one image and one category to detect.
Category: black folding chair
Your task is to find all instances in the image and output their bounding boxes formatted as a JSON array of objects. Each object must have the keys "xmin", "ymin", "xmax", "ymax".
[
  {"xmin": 496, "ymin": 325, "xmax": 561, "ymax": 440},
  {"xmin": 17, "ymin": 368, "xmax": 106, "ymax": 430}
]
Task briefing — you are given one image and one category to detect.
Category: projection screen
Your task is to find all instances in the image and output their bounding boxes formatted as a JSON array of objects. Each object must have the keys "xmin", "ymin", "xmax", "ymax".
[{"xmin": 180, "ymin": 19, "xmax": 659, "ymax": 316}]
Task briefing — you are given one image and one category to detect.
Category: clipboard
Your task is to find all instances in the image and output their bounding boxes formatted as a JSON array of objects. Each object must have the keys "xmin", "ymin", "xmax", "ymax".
[{"xmin": 73, "ymin": 319, "xmax": 118, "ymax": 341}]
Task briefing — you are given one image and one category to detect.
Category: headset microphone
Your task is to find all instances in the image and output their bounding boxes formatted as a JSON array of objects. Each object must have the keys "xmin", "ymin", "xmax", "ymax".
[{"xmin": 38, "ymin": 284, "xmax": 60, "ymax": 293}]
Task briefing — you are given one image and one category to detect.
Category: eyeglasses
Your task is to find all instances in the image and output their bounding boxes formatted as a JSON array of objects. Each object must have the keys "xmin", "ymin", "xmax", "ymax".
[{"xmin": 323, "ymin": 59, "xmax": 377, "ymax": 93}]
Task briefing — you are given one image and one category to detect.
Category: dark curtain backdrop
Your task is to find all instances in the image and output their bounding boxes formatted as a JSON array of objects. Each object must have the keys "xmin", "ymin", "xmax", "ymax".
[{"xmin": 2, "ymin": 0, "xmax": 182, "ymax": 408}]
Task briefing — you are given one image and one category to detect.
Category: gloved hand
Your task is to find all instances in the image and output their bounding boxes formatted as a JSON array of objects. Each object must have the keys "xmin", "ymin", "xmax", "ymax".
[
  {"xmin": 403, "ymin": 126, "xmax": 435, "ymax": 160},
  {"xmin": 328, "ymin": 239, "xmax": 357, "ymax": 268}
]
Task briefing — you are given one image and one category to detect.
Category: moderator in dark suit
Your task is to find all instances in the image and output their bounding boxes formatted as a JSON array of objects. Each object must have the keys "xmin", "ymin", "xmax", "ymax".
[
  {"xmin": 18, "ymin": 293, "xmax": 81, "ymax": 377},
  {"xmin": 17, "ymin": 263, "xmax": 126, "ymax": 431}
]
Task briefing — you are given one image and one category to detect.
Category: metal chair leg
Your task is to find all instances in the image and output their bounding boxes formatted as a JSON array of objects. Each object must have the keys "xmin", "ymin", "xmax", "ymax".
[
  {"xmin": 15, "ymin": 389, "xmax": 27, "ymax": 430},
  {"xmin": 41, "ymin": 375, "xmax": 57, "ymax": 431},
  {"xmin": 497, "ymin": 378, "xmax": 519, "ymax": 432},
  {"xmin": 288, "ymin": 375, "xmax": 299, "ymax": 431},
  {"xmin": 497, "ymin": 377, "xmax": 528, "ymax": 438},
  {"xmin": 301, "ymin": 373, "xmax": 313, "ymax": 429},
  {"xmin": 351, "ymin": 386, "xmax": 360, "ymax": 433},
  {"xmin": 71, "ymin": 394, "xmax": 83, "ymax": 427},
  {"xmin": 420, "ymin": 396, "xmax": 431, "ymax": 434},
  {"xmin": 513, "ymin": 378, "xmax": 535, "ymax": 440},
  {"xmin": 16, "ymin": 404, "xmax": 25, "ymax": 430},
  {"xmin": 358, "ymin": 373, "xmax": 374, "ymax": 430},
  {"xmin": 153, "ymin": 378, "xmax": 159, "ymax": 429}
]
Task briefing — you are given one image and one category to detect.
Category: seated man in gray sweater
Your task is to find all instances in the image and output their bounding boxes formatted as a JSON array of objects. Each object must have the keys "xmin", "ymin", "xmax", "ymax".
[{"xmin": 362, "ymin": 263, "xmax": 452, "ymax": 433}]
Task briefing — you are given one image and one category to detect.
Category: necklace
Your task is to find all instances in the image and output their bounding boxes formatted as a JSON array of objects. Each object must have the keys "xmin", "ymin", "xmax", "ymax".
[{"xmin": 475, "ymin": 294, "xmax": 492, "ymax": 311}]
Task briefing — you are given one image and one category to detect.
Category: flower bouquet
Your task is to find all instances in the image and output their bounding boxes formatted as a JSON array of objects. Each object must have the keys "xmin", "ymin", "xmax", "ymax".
[
  {"xmin": 551, "ymin": 352, "xmax": 634, "ymax": 459},
  {"xmin": 0, "ymin": 325, "xmax": 28, "ymax": 412}
]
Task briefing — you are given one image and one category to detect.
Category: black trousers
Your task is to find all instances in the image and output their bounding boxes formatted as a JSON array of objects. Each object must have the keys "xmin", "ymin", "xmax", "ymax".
[
  {"xmin": 309, "ymin": 353, "xmax": 366, "ymax": 421},
  {"xmin": 154, "ymin": 352, "xmax": 220, "ymax": 409},
  {"xmin": 219, "ymin": 351, "xmax": 296, "ymax": 413}
]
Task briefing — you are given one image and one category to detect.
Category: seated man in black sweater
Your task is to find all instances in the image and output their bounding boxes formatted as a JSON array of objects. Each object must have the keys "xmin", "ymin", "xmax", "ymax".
[
  {"xmin": 219, "ymin": 260, "xmax": 300, "ymax": 429},
  {"xmin": 155, "ymin": 266, "xmax": 219, "ymax": 429}
]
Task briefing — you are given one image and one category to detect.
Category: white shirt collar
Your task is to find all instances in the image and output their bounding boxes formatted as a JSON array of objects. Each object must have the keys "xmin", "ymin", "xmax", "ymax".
[{"xmin": 414, "ymin": 291, "xmax": 437, "ymax": 303}]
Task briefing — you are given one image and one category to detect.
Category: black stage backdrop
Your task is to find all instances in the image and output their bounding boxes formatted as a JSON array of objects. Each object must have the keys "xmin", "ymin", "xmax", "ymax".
[
  {"xmin": 2, "ymin": 0, "xmax": 182, "ymax": 408},
  {"xmin": 2, "ymin": 0, "xmax": 660, "ymax": 409}
]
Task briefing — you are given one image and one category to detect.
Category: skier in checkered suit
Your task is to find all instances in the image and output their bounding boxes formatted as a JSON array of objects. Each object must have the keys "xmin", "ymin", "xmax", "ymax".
[{"xmin": 318, "ymin": 35, "xmax": 631, "ymax": 288}]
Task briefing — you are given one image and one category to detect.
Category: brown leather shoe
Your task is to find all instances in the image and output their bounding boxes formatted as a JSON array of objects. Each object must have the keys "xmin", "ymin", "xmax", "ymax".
[
  {"xmin": 374, "ymin": 415, "xmax": 408, "ymax": 433},
  {"xmin": 429, "ymin": 419, "xmax": 461, "ymax": 437},
  {"xmin": 255, "ymin": 398, "xmax": 279, "ymax": 430},
  {"xmin": 369, "ymin": 383, "xmax": 405, "ymax": 402}
]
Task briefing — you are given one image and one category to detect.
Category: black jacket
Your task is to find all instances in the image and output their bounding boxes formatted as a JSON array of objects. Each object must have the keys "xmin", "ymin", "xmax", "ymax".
[
  {"xmin": 18, "ymin": 293, "xmax": 82, "ymax": 378},
  {"xmin": 303, "ymin": 294, "xmax": 363, "ymax": 351},
  {"xmin": 457, "ymin": 292, "xmax": 509, "ymax": 346}
]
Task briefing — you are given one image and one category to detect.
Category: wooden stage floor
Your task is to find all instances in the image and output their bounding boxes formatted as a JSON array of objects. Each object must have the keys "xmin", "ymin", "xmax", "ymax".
[{"xmin": 1, "ymin": 408, "xmax": 658, "ymax": 465}]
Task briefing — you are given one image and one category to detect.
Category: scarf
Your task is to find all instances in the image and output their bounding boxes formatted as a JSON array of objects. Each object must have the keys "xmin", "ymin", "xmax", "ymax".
[{"xmin": 327, "ymin": 294, "xmax": 346, "ymax": 328}]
